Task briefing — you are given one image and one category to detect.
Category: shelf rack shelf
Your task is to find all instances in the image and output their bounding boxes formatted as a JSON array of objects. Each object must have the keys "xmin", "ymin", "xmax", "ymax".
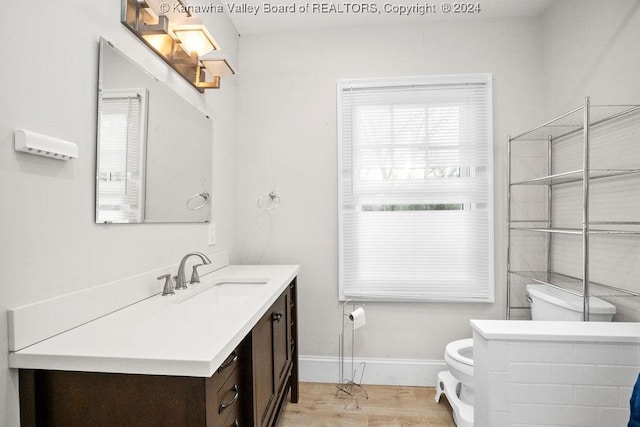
[
  {"xmin": 511, "ymin": 168, "xmax": 640, "ymax": 186},
  {"xmin": 510, "ymin": 271, "xmax": 640, "ymax": 299},
  {"xmin": 510, "ymin": 104, "xmax": 640, "ymax": 142},
  {"xmin": 510, "ymin": 226, "xmax": 640, "ymax": 235},
  {"xmin": 507, "ymin": 97, "xmax": 640, "ymax": 320}
]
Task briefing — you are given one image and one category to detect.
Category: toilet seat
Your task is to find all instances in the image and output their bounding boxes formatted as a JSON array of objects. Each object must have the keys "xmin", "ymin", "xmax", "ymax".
[
  {"xmin": 445, "ymin": 338, "xmax": 473, "ymax": 367},
  {"xmin": 444, "ymin": 338, "xmax": 474, "ymax": 386},
  {"xmin": 440, "ymin": 338, "xmax": 475, "ymax": 424}
]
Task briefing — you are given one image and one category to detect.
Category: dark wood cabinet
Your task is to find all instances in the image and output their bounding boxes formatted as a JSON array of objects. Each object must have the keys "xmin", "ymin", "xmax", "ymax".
[
  {"xmin": 18, "ymin": 279, "xmax": 298, "ymax": 427},
  {"xmin": 19, "ymin": 339, "xmax": 250, "ymax": 427},
  {"xmin": 251, "ymin": 280, "xmax": 298, "ymax": 427},
  {"xmin": 209, "ymin": 348, "xmax": 246, "ymax": 427}
]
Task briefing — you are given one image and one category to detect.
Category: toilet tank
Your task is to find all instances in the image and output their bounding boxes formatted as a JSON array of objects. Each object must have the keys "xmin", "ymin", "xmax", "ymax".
[{"xmin": 526, "ymin": 284, "xmax": 616, "ymax": 321}]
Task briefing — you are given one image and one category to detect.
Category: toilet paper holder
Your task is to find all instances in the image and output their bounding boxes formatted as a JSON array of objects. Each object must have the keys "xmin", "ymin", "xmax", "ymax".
[{"xmin": 336, "ymin": 300, "xmax": 368, "ymax": 408}]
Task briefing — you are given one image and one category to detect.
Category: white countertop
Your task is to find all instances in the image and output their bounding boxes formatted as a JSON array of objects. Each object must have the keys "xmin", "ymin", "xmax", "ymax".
[
  {"xmin": 471, "ymin": 319, "xmax": 640, "ymax": 343},
  {"xmin": 9, "ymin": 264, "xmax": 300, "ymax": 377}
]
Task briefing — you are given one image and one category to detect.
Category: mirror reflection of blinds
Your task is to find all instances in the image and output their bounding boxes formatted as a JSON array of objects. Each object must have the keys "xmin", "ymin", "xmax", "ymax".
[
  {"xmin": 97, "ymin": 90, "xmax": 145, "ymax": 223},
  {"xmin": 338, "ymin": 75, "xmax": 493, "ymax": 302}
]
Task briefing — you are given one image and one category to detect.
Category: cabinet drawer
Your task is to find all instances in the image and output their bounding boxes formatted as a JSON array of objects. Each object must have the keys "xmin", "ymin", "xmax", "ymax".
[
  {"xmin": 210, "ymin": 346, "xmax": 241, "ymax": 392},
  {"xmin": 215, "ymin": 366, "xmax": 242, "ymax": 425}
]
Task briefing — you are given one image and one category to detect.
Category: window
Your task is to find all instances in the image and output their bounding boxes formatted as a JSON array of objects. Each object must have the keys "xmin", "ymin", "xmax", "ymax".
[
  {"xmin": 96, "ymin": 88, "xmax": 148, "ymax": 223},
  {"xmin": 337, "ymin": 75, "xmax": 493, "ymax": 302}
]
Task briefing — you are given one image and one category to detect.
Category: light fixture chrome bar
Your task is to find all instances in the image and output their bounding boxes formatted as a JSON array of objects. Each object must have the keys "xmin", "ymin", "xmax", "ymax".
[
  {"xmin": 121, "ymin": 0, "xmax": 235, "ymax": 92},
  {"xmin": 138, "ymin": 14, "xmax": 168, "ymax": 35},
  {"xmin": 195, "ymin": 64, "xmax": 221, "ymax": 89}
]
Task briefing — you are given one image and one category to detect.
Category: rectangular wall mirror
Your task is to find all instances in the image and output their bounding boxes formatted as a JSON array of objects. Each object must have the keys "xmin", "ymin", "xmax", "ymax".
[{"xmin": 96, "ymin": 37, "xmax": 212, "ymax": 223}]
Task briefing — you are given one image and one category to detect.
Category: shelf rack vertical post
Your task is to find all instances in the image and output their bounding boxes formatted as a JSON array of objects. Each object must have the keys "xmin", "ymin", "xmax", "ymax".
[
  {"xmin": 582, "ymin": 96, "xmax": 591, "ymax": 321},
  {"xmin": 506, "ymin": 135, "xmax": 512, "ymax": 319},
  {"xmin": 546, "ymin": 135, "xmax": 553, "ymax": 285}
]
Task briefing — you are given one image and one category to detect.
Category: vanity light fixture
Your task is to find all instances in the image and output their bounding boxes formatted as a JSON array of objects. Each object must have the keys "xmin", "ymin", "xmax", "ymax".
[
  {"xmin": 199, "ymin": 50, "xmax": 237, "ymax": 89},
  {"xmin": 120, "ymin": 0, "xmax": 235, "ymax": 92},
  {"xmin": 172, "ymin": 18, "xmax": 218, "ymax": 56},
  {"xmin": 201, "ymin": 51, "xmax": 236, "ymax": 77}
]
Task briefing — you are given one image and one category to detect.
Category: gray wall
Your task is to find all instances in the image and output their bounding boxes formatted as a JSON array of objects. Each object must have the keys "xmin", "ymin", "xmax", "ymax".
[
  {"xmin": 0, "ymin": 1, "xmax": 239, "ymax": 424},
  {"xmin": 541, "ymin": 0, "xmax": 640, "ymax": 320},
  {"xmin": 236, "ymin": 17, "xmax": 546, "ymax": 364},
  {"xmin": 542, "ymin": 0, "xmax": 640, "ymax": 114},
  {"xmin": 236, "ymin": 0, "xmax": 640, "ymax": 374}
]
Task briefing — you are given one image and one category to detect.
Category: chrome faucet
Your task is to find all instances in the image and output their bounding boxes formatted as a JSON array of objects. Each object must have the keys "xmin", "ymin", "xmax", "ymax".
[{"xmin": 175, "ymin": 252, "xmax": 212, "ymax": 290}]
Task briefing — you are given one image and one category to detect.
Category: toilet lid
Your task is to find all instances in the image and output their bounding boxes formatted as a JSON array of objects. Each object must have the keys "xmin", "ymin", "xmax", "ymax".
[
  {"xmin": 445, "ymin": 338, "xmax": 473, "ymax": 366},
  {"xmin": 526, "ymin": 284, "xmax": 616, "ymax": 315}
]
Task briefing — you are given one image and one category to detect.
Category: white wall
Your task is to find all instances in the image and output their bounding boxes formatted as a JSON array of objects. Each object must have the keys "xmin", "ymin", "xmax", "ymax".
[
  {"xmin": 542, "ymin": 0, "xmax": 640, "ymax": 114},
  {"xmin": 237, "ymin": 18, "xmax": 546, "ymax": 374},
  {"xmin": 0, "ymin": 1, "xmax": 239, "ymax": 425},
  {"xmin": 540, "ymin": 0, "xmax": 640, "ymax": 321}
]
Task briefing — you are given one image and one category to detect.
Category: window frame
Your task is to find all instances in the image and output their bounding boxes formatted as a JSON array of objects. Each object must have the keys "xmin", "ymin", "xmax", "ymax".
[{"xmin": 337, "ymin": 74, "xmax": 494, "ymax": 302}]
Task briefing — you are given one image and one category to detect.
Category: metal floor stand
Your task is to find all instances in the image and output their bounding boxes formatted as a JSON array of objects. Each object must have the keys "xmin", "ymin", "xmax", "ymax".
[{"xmin": 335, "ymin": 300, "xmax": 368, "ymax": 409}]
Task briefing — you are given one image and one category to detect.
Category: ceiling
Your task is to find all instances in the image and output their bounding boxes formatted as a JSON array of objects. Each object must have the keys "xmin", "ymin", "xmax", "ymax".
[{"xmin": 224, "ymin": 0, "xmax": 554, "ymax": 35}]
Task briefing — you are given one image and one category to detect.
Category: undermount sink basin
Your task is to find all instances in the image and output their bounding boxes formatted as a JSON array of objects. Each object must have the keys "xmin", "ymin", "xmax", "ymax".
[{"xmin": 175, "ymin": 279, "xmax": 268, "ymax": 305}]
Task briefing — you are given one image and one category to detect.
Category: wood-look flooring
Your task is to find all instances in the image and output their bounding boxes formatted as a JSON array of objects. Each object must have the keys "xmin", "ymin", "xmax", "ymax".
[{"xmin": 278, "ymin": 382, "xmax": 456, "ymax": 426}]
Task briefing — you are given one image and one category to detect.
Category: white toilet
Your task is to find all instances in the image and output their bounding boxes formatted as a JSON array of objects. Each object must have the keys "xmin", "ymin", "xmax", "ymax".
[
  {"xmin": 435, "ymin": 284, "xmax": 617, "ymax": 427},
  {"xmin": 437, "ymin": 338, "xmax": 474, "ymax": 427},
  {"xmin": 526, "ymin": 284, "xmax": 616, "ymax": 321}
]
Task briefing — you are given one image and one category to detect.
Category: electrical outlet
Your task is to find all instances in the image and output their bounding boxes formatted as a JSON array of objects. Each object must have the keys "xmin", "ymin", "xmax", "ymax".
[{"xmin": 208, "ymin": 223, "xmax": 216, "ymax": 246}]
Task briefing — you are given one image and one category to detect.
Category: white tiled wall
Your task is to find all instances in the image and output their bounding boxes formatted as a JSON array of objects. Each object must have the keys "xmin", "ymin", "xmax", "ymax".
[{"xmin": 473, "ymin": 333, "xmax": 640, "ymax": 427}]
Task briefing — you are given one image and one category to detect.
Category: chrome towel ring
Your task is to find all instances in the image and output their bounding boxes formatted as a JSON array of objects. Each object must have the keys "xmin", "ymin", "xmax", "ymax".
[
  {"xmin": 257, "ymin": 191, "xmax": 280, "ymax": 211},
  {"xmin": 186, "ymin": 192, "xmax": 211, "ymax": 210}
]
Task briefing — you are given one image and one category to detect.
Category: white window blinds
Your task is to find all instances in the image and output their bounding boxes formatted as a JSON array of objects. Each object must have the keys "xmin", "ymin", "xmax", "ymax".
[
  {"xmin": 338, "ymin": 75, "xmax": 493, "ymax": 302},
  {"xmin": 96, "ymin": 88, "xmax": 147, "ymax": 223}
]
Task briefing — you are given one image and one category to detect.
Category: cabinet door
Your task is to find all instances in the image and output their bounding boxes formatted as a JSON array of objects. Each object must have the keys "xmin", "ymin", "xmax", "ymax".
[
  {"xmin": 272, "ymin": 289, "xmax": 291, "ymax": 393},
  {"xmin": 252, "ymin": 306, "xmax": 276, "ymax": 427},
  {"xmin": 252, "ymin": 287, "xmax": 293, "ymax": 427}
]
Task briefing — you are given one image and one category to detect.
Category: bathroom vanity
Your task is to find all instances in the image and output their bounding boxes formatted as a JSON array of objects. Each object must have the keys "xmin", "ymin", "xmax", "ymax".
[{"xmin": 9, "ymin": 260, "xmax": 299, "ymax": 427}]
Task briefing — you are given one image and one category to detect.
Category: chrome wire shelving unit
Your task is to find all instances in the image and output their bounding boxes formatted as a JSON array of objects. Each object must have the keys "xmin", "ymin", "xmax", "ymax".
[{"xmin": 507, "ymin": 97, "xmax": 640, "ymax": 320}]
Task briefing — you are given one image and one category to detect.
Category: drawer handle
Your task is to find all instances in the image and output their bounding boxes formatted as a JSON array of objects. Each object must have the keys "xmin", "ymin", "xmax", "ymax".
[
  {"xmin": 218, "ymin": 351, "xmax": 238, "ymax": 372},
  {"xmin": 219, "ymin": 384, "xmax": 240, "ymax": 414},
  {"xmin": 272, "ymin": 311, "xmax": 283, "ymax": 323}
]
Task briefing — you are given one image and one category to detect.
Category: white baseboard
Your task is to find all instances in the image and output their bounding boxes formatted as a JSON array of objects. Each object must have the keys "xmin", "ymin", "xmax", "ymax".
[{"xmin": 298, "ymin": 355, "xmax": 446, "ymax": 387}]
